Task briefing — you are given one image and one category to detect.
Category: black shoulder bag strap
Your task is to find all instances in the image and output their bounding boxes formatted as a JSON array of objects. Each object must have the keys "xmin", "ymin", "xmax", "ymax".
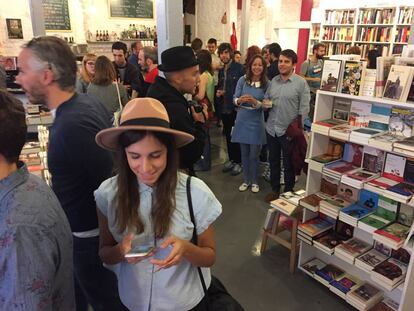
[{"xmin": 186, "ymin": 176, "xmax": 208, "ymax": 294}]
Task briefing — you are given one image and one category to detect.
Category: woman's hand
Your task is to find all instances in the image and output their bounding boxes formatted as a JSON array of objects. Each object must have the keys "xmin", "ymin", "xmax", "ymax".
[
  {"xmin": 150, "ymin": 236, "xmax": 191, "ymax": 270},
  {"xmin": 119, "ymin": 234, "xmax": 154, "ymax": 265}
]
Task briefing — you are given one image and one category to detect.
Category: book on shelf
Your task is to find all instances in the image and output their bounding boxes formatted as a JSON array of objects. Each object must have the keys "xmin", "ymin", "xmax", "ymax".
[
  {"xmin": 360, "ymin": 68, "xmax": 377, "ymax": 97},
  {"xmin": 383, "ymin": 65, "xmax": 414, "ymax": 102},
  {"xmin": 319, "ymin": 195, "xmax": 354, "ymax": 219},
  {"xmin": 337, "ymin": 182, "xmax": 360, "ymax": 202},
  {"xmin": 320, "ymin": 174, "xmax": 341, "ymax": 196},
  {"xmin": 323, "ymin": 143, "xmax": 364, "ymax": 179},
  {"xmin": 311, "ymin": 140, "xmax": 344, "ymax": 164},
  {"xmin": 298, "ymin": 216, "xmax": 335, "ymax": 238},
  {"xmin": 312, "ymin": 118, "xmax": 346, "ymax": 135},
  {"xmin": 279, "ymin": 189, "xmax": 306, "ymax": 205},
  {"xmin": 346, "ymin": 282, "xmax": 383, "ymax": 311},
  {"xmin": 384, "ymin": 182, "xmax": 414, "ymax": 203},
  {"xmin": 334, "ymin": 237, "xmax": 372, "ymax": 264},
  {"xmin": 329, "ymin": 124, "xmax": 356, "ymax": 141},
  {"xmin": 300, "ymin": 257, "xmax": 327, "ymax": 277},
  {"xmin": 368, "ymin": 105, "xmax": 392, "ymax": 132},
  {"xmin": 270, "ymin": 198, "xmax": 298, "ymax": 216},
  {"xmin": 393, "ymin": 136, "xmax": 414, "ymax": 154},
  {"xmin": 358, "ymin": 196, "xmax": 398, "ymax": 233},
  {"xmin": 370, "ymin": 297, "xmax": 399, "ymax": 311},
  {"xmin": 329, "ymin": 273, "xmax": 362, "ymax": 299},
  {"xmin": 355, "ymin": 241, "xmax": 391, "ymax": 273},
  {"xmin": 313, "ymin": 221, "xmax": 354, "ymax": 255},
  {"xmin": 389, "ymin": 107, "xmax": 414, "ymax": 138},
  {"xmin": 376, "ymin": 57, "xmax": 394, "ymax": 98},
  {"xmin": 339, "ymin": 189, "xmax": 379, "ymax": 225},
  {"xmin": 299, "ymin": 192, "xmax": 330, "ymax": 212},
  {"xmin": 320, "ymin": 59, "xmax": 343, "ymax": 92},
  {"xmin": 349, "ymin": 100, "xmax": 372, "ymax": 127},
  {"xmin": 397, "ymin": 202, "xmax": 414, "ymax": 227},
  {"xmin": 314, "ymin": 264, "xmax": 346, "ymax": 286},
  {"xmin": 341, "ymin": 61, "xmax": 364, "ymax": 96},
  {"xmin": 371, "ymin": 258, "xmax": 408, "ymax": 290},
  {"xmin": 368, "ymin": 133, "xmax": 405, "ymax": 152},
  {"xmin": 20, "ymin": 141, "xmax": 41, "ymax": 155},
  {"xmin": 382, "ymin": 153, "xmax": 406, "ymax": 182},
  {"xmin": 350, "ymin": 128, "xmax": 386, "ymax": 145},
  {"xmin": 373, "ymin": 222, "xmax": 411, "ymax": 249},
  {"xmin": 263, "ymin": 207, "xmax": 277, "ymax": 231},
  {"xmin": 364, "ymin": 176, "xmax": 400, "ymax": 195},
  {"xmin": 333, "ymin": 97, "xmax": 352, "ymax": 122},
  {"xmin": 398, "ymin": 7, "xmax": 414, "ymax": 25}
]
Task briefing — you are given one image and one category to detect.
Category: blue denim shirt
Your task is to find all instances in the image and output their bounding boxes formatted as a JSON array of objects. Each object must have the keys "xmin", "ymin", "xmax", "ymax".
[
  {"xmin": 218, "ymin": 61, "xmax": 245, "ymax": 114},
  {"xmin": 0, "ymin": 163, "xmax": 75, "ymax": 310}
]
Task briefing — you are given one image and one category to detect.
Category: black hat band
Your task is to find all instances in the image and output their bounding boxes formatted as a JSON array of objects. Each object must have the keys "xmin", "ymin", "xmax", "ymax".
[{"xmin": 121, "ymin": 118, "xmax": 171, "ymax": 129}]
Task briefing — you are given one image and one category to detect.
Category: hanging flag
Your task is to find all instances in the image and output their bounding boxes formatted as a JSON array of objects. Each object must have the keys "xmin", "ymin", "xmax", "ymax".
[{"xmin": 231, "ymin": 22, "xmax": 238, "ymax": 50}]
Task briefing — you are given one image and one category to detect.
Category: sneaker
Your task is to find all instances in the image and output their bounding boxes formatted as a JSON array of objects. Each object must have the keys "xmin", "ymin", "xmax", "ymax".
[
  {"xmin": 230, "ymin": 163, "xmax": 242, "ymax": 176},
  {"xmin": 264, "ymin": 191, "xmax": 280, "ymax": 203},
  {"xmin": 222, "ymin": 161, "xmax": 234, "ymax": 173},
  {"xmin": 251, "ymin": 184, "xmax": 260, "ymax": 193},
  {"xmin": 238, "ymin": 183, "xmax": 250, "ymax": 192}
]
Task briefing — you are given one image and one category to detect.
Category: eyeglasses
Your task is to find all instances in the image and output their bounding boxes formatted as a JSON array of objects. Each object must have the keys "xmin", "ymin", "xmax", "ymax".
[{"xmin": 86, "ymin": 62, "xmax": 95, "ymax": 66}]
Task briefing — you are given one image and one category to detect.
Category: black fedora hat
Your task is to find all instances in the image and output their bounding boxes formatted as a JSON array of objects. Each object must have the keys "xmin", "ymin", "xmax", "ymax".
[{"xmin": 158, "ymin": 46, "xmax": 199, "ymax": 72}]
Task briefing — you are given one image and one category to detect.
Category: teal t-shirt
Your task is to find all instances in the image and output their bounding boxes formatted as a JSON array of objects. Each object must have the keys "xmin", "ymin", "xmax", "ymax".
[{"xmin": 300, "ymin": 59, "xmax": 323, "ymax": 92}]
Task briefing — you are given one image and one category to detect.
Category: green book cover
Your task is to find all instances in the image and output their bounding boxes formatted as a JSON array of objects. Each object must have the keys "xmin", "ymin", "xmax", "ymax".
[{"xmin": 360, "ymin": 207, "xmax": 396, "ymax": 229}]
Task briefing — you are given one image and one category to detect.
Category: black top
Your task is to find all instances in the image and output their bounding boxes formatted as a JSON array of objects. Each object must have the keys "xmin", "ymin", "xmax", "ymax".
[
  {"xmin": 147, "ymin": 76, "xmax": 205, "ymax": 169},
  {"xmin": 217, "ymin": 61, "xmax": 245, "ymax": 114},
  {"xmin": 113, "ymin": 61, "xmax": 145, "ymax": 97},
  {"xmin": 267, "ymin": 60, "xmax": 280, "ymax": 80},
  {"xmin": 48, "ymin": 93, "xmax": 113, "ymax": 232}
]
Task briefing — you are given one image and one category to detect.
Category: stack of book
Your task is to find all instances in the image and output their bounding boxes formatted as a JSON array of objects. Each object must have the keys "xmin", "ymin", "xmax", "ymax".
[
  {"xmin": 371, "ymin": 258, "xmax": 408, "ymax": 290},
  {"xmin": 383, "ymin": 182, "xmax": 414, "ymax": 203},
  {"xmin": 25, "ymin": 104, "xmax": 54, "ymax": 126},
  {"xmin": 310, "ymin": 140, "xmax": 343, "ymax": 171},
  {"xmin": 314, "ymin": 264, "xmax": 345, "ymax": 287},
  {"xmin": 346, "ymin": 282, "xmax": 383, "ymax": 311},
  {"xmin": 339, "ymin": 190, "xmax": 379, "ymax": 227},
  {"xmin": 358, "ymin": 196, "xmax": 398, "ymax": 233},
  {"xmin": 300, "ymin": 257, "xmax": 327, "ymax": 278},
  {"xmin": 368, "ymin": 133, "xmax": 405, "ymax": 152},
  {"xmin": 313, "ymin": 221, "xmax": 354, "ymax": 255},
  {"xmin": 297, "ymin": 217, "xmax": 335, "ymax": 245},
  {"xmin": 329, "ymin": 124, "xmax": 356, "ymax": 141},
  {"xmin": 334, "ymin": 237, "xmax": 372, "ymax": 264},
  {"xmin": 373, "ymin": 222, "xmax": 411, "ymax": 249},
  {"xmin": 355, "ymin": 241, "xmax": 391, "ymax": 273},
  {"xmin": 350, "ymin": 128, "xmax": 386, "ymax": 145},
  {"xmin": 299, "ymin": 192, "xmax": 330, "ymax": 212},
  {"xmin": 364, "ymin": 176, "xmax": 400, "ymax": 195},
  {"xmin": 312, "ymin": 119, "xmax": 347, "ymax": 135},
  {"xmin": 370, "ymin": 297, "xmax": 399, "ymax": 311},
  {"xmin": 270, "ymin": 189, "xmax": 306, "ymax": 216},
  {"xmin": 393, "ymin": 136, "xmax": 414, "ymax": 157},
  {"xmin": 319, "ymin": 195, "xmax": 353, "ymax": 219},
  {"xmin": 329, "ymin": 273, "xmax": 362, "ymax": 299},
  {"xmin": 323, "ymin": 142, "xmax": 363, "ymax": 180}
]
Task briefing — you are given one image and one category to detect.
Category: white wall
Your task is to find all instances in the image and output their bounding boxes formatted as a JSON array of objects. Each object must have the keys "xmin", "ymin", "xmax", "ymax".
[
  {"xmin": 0, "ymin": 0, "xmax": 33, "ymax": 56},
  {"xmin": 196, "ymin": 0, "xmax": 228, "ymax": 45}
]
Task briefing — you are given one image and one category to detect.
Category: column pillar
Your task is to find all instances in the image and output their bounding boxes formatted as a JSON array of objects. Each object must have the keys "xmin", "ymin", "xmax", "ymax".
[
  {"xmin": 28, "ymin": 0, "xmax": 46, "ymax": 37},
  {"xmin": 156, "ymin": 0, "xmax": 183, "ymax": 55},
  {"xmin": 296, "ymin": 0, "xmax": 313, "ymax": 73},
  {"xmin": 240, "ymin": 0, "xmax": 250, "ymax": 53}
]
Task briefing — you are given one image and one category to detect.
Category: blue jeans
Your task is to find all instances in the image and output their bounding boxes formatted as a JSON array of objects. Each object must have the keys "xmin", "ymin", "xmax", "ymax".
[
  {"xmin": 266, "ymin": 133, "xmax": 295, "ymax": 192},
  {"xmin": 240, "ymin": 143, "xmax": 261, "ymax": 184},
  {"xmin": 73, "ymin": 236, "xmax": 128, "ymax": 311}
]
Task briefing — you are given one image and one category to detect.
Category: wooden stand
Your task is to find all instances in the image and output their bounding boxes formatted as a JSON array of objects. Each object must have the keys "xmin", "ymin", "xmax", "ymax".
[{"xmin": 260, "ymin": 211, "xmax": 301, "ymax": 273}]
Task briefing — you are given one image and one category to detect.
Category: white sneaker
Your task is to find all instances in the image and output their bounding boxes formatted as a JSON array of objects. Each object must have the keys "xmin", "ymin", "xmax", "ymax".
[
  {"xmin": 251, "ymin": 184, "xmax": 260, "ymax": 193},
  {"xmin": 239, "ymin": 183, "xmax": 250, "ymax": 192}
]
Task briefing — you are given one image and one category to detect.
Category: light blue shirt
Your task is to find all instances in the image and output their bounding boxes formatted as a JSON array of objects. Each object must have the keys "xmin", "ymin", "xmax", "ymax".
[
  {"xmin": 94, "ymin": 172, "xmax": 222, "ymax": 311},
  {"xmin": 265, "ymin": 73, "xmax": 310, "ymax": 137}
]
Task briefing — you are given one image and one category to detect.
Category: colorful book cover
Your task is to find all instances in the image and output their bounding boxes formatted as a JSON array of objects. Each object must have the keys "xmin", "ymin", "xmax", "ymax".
[
  {"xmin": 403, "ymin": 158, "xmax": 414, "ymax": 184},
  {"xmin": 349, "ymin": 101, "xmax": 372, "ymax": 127},
  {"xmin": 315, "ymin": 264, "xmax": 345, "ymax": 283},
  {"xmin": 324, "ymin": 161, "xmax": 357, "ymax": 175},
  {"xmin": 367, "ymin": 176, "xmax": 399, "ymax": 190},
  {"xmin": 298, "ymin": 218, "xmax": 335, "ymax": 236},
  {"xmin": 375, "ymin": 222, "xmax": 410, "ymax": 242},
  {"xmin": 314, "ymin": 118, "xmax": 346, "ymax": 127},
  {"xmin": 330, "ymin": 274, "xmax": 360, "ymax": 294},
  {"xmin": 360, "ymin": 206, "xmax": 397, "ymax": 229},
  {"xmin": 387, "ymin": 182, "xmax": 414, "ymax": 197},
  {"xmin": 383, "ymin": 65, "xmax": 414, "ymax": 101},
  {"xmin": 397, "ymin": 203, "xmax": 414, "ymax": 227},
  {"xmin": 338, "ymin": 183, "xmax": 360, "ymax": 202},
  {"xmin": 320, "ymin": 175, "xmax": 340, "ymax": 195},
  {"xmin": 378, "ymin": 196, "xmax": 399, "ymax": 212},
  {"xmin": 389, "ymin": 107, "xmax": 414, "ymax": 137},
  {"xmin": 391, "ymin": 248, "xmax": 411, "ymax": 265},
  {"xmin": 337, "ymin": 238, "xmax": 371, "ymax": 256},
  {"xmin": 382, "ymin": 153, "xmax": 406, "ymax": 182},
  {"xmin": 332, "ymin": 98, "xmax": 351, "ymax": 122},
  {"xmin": 373, "ymin": 258, "xmax": 407, "ymax": 281},
  {"xmin": 299, "ymin": 193, "xmax": 328, "ymax": 210},
  {"xmin": 341, "ymin": 61, "xmax": 363, "ymax": 96},
  {"xmin": 362, "ymin": 146, "xmax": 385, "ymax": 173},
  {"xmin": 357, "ymin": 248, "xmax": 389, "ymax": 268},
  {"xmin": 359, "ymin": 189, "xmax": 380, "ymax": 209},
  {"xmin": 341, "ymin": 204, "xmax": 375, "ymax": 219},
  {"xmin": 301, "ymin": 258, "xmax": 327, "ymax": 275},
  {"xmin": 342, "ymin": 143, "xmax": 363, "ymax": 167},
  {"xmin": 321, "ymin": 59, "xmax": 343, "ymax": 92},
  {"xmin": 335, "ymin": 220, "xmax": 355, "ymax": 240},
  {"xmin": 368, "ymin": 105, "xmax": 391, "ymax": 131},
  {"xmin": 349, "ymin": 283, "xmax": 382, "ymax": 303}
]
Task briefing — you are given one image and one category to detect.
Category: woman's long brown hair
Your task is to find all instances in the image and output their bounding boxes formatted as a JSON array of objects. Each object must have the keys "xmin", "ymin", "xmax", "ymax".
[
  {"xmin": 115, "ymin": 130, "xmax": 179, "ymax": 237},
  {"xmin": 245, "ymin": 54, "xmax": 268, "ymax": 89}
]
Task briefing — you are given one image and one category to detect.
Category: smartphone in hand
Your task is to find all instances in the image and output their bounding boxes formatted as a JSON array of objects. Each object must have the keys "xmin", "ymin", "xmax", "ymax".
[{"xmin": 125, "ymin": 245, "xmax": 154, "ymax": 258}]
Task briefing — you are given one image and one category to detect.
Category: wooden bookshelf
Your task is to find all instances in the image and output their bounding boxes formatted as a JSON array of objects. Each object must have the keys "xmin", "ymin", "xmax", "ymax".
[
  {"xmin": 316, "ymin": 6, "xmax": 413, "ymax": 59},
  {"xmin": 298, "ymin": 90, "xmax": 414, "ymax": 311}
]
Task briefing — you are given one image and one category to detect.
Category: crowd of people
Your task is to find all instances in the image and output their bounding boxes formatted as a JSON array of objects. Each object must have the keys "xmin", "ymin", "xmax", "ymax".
[{"xmin": 0, "ymin": 33, "xmax": 334, "ymax": 310}]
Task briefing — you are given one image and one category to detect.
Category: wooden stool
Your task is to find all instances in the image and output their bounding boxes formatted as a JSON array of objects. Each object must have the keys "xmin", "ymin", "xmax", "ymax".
[{"xmin": 260, "ymin": 211, "xmax": 301, "ymax": 273}]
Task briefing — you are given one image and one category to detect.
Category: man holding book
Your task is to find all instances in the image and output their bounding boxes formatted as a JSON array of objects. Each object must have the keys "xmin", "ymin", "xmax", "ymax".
[{"xmin": 263, "ymin": 49, "xmax": 310, "ymax": 203}]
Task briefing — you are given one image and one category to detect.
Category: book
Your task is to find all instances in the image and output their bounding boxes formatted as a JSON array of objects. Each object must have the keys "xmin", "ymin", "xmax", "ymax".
[
  {"xmin": 341, "ymin": 61, "xmax": 364, "ymax": 96},
  {"xmin": 349, "ymin": 101, "xmax": 372, "ymax": 127},
  {"xmin": 355, "ymin": 244, "xmax": 390, "ymax": 272},
  {"xmin": 339, "ymin": 203, "xmax": 377, "ymax": 227},
  {"xmin": 320, "ymin": 174, "xmax": 340, "ymax": 196},
  {"xmin": 341, "ymin": 169, "xmax": 379, "ymax": 189},
  {"xmin": 319, "ymin": 195, "xmax": 353, "ymax": 218},
  {"xmin": 300, "ymin": 258, "xmax": 327, "ymax": 277},
  {"xmin": 337, "ymin": 183, "xmax": 360, "ymax": 202},
  {"xmin": 376, "ymin": 56, "xmax": 394, "ymax": 98},
  {"xmin": 311, "ymin": 141, "xmax": 343, "ymax": 163},
  {"xmin": 320, "ymin": 59, "xmax": 343, "ymax": 92},
  {"xmin": 329, "ymin": 124, "xmax": 356, "ymax": 141},
  {"xmin": 314, "ymin": 221, "xmax": 354, "ymax": 254},
  {"xmin": 371, "ymin": 258, "xmax": 407, "ymax": 286},
  {"xmin": 298, "ymin": 217, "xmax": 335, "ymax": 237},
  {"xmin": 383, "ymin": 65, "xmax": 414, "ymax": 101},
  {"xmin": 368, "ymin": 105, "xmax": 391, "ymax": 132},
  {"xmin": 314, "ymin": 264, "xmax": 345, "ymax": 286},
  {"xmin": 382, "ymin": 153, "xmax": 406, "ymax": 182},
  {"xmin": 393, "ymin": 136, "xmax": 414, "ymax": 153},
  {"xmin": 312, "ymin": 118, "xmax": 346, "ymax": 135},
  {"xmin": 350, "ymin": 128, "xmax": 385, "ymax": 145},
  {"xmin": 368, "ymin": 133, "xmax": 405, "ymax": 152},
  {"xmin": 373, "ymin": 222, "xmax": 411, "ymax": 249},
  {"xmin": 397, "ymin": 203, "xmax": 414, "ymax": 227},
  {"xmin": 332, "ymin": 97, "xmax": 352, "ymax": 122},
  {"xmin": 334, "ymin": 237, "xmax": 372, "ymax": 264},
  {"xmin": 358, "ymin": 204, "xmax": 398, "ymax": 234},
  {"xmin": 389, "ymin": 107, "xmax": 414, "ymax": 137},
  {"xmin": 360, "ymin": 68, "xmax": 376, "ymax": 97},
  {"xmin": 346, "ymin": 282, "xmax": 383, "ymax": 310},
  {"xmin": 299, "ymin": 192, "xmax": 329, "ymax": 212},
  {"xmin": 278, "ymin": 189, "xmax": 306, "ymax": 205},
  {"xmin": 364, "ymin": 176, "xmax": 399, "ymax": 195},
  {"xmin": 370, "ymin": 298, "xmax": 399, "ymax": 311},
  {"xmin": 329, "ymin": 273, "xmax": 361, "ymax": 299},
  {"xmin": 385, "ymin": 182, "xmax": 414, "ymax": 203},
  {"xmin": 270, "ymin": 198, "xmax": 298, "ymax": 216}
]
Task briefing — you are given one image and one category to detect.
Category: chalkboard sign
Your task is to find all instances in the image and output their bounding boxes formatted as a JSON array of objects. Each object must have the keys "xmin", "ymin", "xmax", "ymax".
[
  {"xmin": 109, "ymin": 0, "xmax": 154, "ymax": 19},
  {"xmin": 42, "ymin": 0, "xmax": 71, "ymax": 31}
]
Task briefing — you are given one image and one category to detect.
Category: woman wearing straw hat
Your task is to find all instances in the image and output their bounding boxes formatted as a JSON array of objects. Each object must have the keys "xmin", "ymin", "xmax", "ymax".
[{"xmin": 94, "ymin": 98, "xmax": 222, "ymax": 311}]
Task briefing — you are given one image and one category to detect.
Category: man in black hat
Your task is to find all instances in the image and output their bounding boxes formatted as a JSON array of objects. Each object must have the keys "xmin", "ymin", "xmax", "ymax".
[{"xmin": 147, "ymin": 46, "xmax": 206, "ymax": 175}]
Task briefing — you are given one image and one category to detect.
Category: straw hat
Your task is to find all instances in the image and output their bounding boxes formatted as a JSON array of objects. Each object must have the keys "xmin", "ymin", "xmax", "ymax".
[{"xmin": 95, "ymin": 98, "xmax": 194, "ymax": 151}]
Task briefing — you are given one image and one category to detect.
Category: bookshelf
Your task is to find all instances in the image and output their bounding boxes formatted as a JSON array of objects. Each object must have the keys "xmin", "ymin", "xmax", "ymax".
[
  {"xmin": 317, "ymin": 6, "xmax": 413, "ymax": 59},
  {"xmin": 298, "ymin": 90, "xmax": 414, "ymax": 310},
  {"xmin": 307, "ymin": 23, "xmax": 321, "ymax": 57}
]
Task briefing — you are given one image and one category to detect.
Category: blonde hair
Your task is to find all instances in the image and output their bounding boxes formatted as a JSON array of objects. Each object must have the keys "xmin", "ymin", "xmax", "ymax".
[{"xmin": 80, "ymin": 53, "xmax": 97, "ymax": 83}]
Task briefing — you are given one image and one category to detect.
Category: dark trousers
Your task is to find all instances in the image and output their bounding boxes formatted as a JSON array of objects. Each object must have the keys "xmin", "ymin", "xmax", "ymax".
[
  {"xmin": 267, "ymin": 132, "xmax": 295, "ymax": 192},
  {"xmin": 196, "ymin": 126, "xmax": 211, "ymax": 170},
  {"xmin": 73, "ymin": 236, "xmax": 128, "ymax": 311},
  {"xmin": 222, "ymin": 111, "xmax": 241, "ymax": 164}
]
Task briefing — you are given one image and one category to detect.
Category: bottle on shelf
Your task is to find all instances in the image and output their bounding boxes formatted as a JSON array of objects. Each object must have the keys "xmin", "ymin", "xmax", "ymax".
[
  {"xmin": 105, "ymin": 30, "xmax": 109, "ymax": 41},
  {"xmin": 96, "ymin": 30, "xmax": 99, "ymax": 41}
]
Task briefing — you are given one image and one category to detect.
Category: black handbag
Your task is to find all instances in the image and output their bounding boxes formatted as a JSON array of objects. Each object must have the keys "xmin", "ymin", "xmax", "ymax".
[{"xmin": 186, "ymin": 176, "xmax": 244, "ymax": 311}]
